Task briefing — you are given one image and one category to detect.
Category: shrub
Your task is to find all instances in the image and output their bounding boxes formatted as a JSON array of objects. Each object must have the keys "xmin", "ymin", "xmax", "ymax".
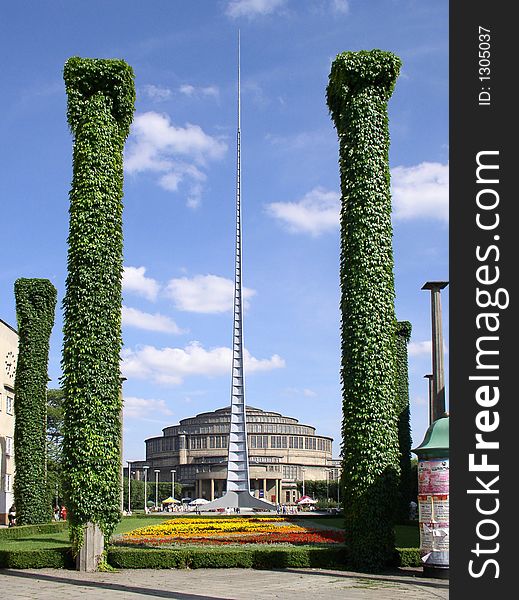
[
  {"xmin": 0, "ymin": 548, "xmax": 74, "ymax": 569},
  {"xmin": 394, "ymin": 547, "xmax": 421, "ymax": 568},
  {"xmin": 0, "ymin": 521, "xmax": 68, "ymax": 540},
  {"xmin": 107, "ymin": 545, "xmax": 345, "ymax": 570}
]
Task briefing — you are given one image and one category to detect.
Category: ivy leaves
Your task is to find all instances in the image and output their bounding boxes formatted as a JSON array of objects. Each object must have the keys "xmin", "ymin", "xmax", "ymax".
[
  {"xmin": 64, "ymin": 57, "xmax": 135, "ymax": 138},
  {"xmin": 62, "ymin": 57, "xmax": 135, "ymax": 549},
  {"xmin": 13, "ymin": 278, "xmax": 57, "ymax": 525},
  {"xmin": 327, "ymin": 50, "xmax": 402, "ymax": 570}
]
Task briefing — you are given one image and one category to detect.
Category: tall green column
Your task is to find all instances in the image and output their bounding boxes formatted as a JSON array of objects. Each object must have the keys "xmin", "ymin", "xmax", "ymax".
[
  {"xmin": 396, "ymin": 320, "xmax": 412, "ymax": 523},
  {"xmin": 13, "ymin": 278, "xmax": 57, "ymax": 524},
  {"xmin": 62, "ymin": 57, "xmax": 135, "ymax": 557},
  {"xmin": 326, "ymin": 50, "xmax": 402, "ymax": 570}
]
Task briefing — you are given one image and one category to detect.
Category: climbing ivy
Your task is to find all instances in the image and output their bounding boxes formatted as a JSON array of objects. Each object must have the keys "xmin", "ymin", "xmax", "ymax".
[
  {"xmin": 395, "ymin": 321, "xmax": 412, "ymax": 523},
  {"xmin": 61, "ymin": 57, "xmax": 135, "ymax": 550},
  {"xmin": 13, "ymin": 278, "xmax": 57, "ymax": 525},
  {"xmin": 326, "ymin": 50, "xmax": 402, "ymax": 570}
]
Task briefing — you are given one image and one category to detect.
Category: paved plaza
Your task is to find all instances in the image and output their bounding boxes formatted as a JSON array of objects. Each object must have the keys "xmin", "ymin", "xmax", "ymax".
[{"xmin": 0, "ymin": 567, "xmax": 448, "ymax": 599}]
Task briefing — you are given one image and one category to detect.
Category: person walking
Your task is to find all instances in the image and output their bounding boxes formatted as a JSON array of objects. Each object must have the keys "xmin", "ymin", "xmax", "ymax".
[{"xmin": 8, "ymin": 504, "xmax": 16, "ymax": 527}]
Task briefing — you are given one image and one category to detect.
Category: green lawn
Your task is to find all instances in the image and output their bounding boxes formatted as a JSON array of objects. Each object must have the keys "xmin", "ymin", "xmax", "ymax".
[
  {"xmin": 114, "ymin": 515, "xmax": 170, "ymax": 535},
  {"xmin": 0, "ymin": 531, "xmax": 70, "ymax": 551},
  {"xmin": 304, "ymin": 517, "xmax": 419, "ymax": 548},
  {"xmin": 0, "ymin": 517, "xmax": 171, "ymax": 551}
]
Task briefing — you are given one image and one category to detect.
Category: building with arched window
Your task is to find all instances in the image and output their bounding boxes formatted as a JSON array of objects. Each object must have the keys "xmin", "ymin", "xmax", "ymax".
[
  {"xmin": 1, "ymin": 318, "xmax": 18, "ymax": 525},
  {"xmin": 131, "ymin": 405, "xmax": 340, "ymax": 505}
]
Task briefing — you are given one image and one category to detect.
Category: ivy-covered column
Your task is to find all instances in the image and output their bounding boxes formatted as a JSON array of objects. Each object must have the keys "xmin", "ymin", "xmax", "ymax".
[
  {"xmin": 13, "ymin": 278, "xmax": 57, "ymax": 525},
  {"xmin": 395, "ymin": 320, "xmax": 412, "ymax": 523},
  {"xmin": 326, "ymin": 50, "xmax": 402, "ymax": 570},
  {"xmin": 62, "ymin": 57, "xmax": 135, "ymax": 566}
]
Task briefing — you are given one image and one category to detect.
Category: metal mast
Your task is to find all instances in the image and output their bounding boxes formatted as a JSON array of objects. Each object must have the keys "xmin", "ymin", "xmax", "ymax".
[
  {"xmin": 226, "ymin": 30, "xmax": 251, "ymax": 495},
  {"xmin": 203, "ymin": 33, "xmax": 272, "ymax": 511}
]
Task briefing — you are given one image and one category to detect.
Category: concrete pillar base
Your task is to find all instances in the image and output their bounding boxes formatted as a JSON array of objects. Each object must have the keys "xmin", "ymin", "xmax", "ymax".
[{"xmin": 76, "ymin": 522, "xmax": 104, "ymax": 572}]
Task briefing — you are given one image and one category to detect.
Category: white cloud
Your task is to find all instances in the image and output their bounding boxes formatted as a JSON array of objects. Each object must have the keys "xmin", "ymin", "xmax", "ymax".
[
  {"xmin": 122, "ymin": 341, "xmax": 285, "ymax": 385},
  {"xmin": 408, "ymin": 340, "xmax": 449, "ymax": 357},
  {"xmin": 265, "ymin": 162, "xmax": 448, "ymax": 238},
  {"xmin": 124, "ymin": 111, "xmax": 227, "ymax": 207},
  {"xmin": 122, "ymin": 306, "xmax": 185, "ymax": 334},
  {"xmin": 123, "ymin": 266, "xmax": 160, "ymax": 301},
  {"xmin": 165, "ymin": 274, "xmax": 256, "ymax": 313},
  {"xmin": 123, "ymin": 396, "xmax": 173, "ymax": 420},
  {"xmin": 226, "ymin": 0, "xmax": 286, "ymax": 18},
  {"xmin": 391, "ymin": 162, "xmax": 449, "ymax": 223},
  {"xmin": 266, "ymin": 187, "xmax": 340, "ymax": 236},
  {"xmin": 179, "ymin": 84, "xmax": 219, "ymax": 99},
  {"xmin": 141, "ymin": 84, "xmax": 172, "ymax": 102},
  {"xmin": 408, "ymin": 340, "xmax": 432, "ymax": 357},
  {"xmin": 284, "ymin": 387, "xmax": 317, "ymax": 397},
  {"xmin": 331, "ymin": 0, "xmax": 349, "ymax": 14}
]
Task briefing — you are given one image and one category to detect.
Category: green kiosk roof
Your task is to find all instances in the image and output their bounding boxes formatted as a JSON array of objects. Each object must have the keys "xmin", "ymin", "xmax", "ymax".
[{"xmin": 412, "ymin": 416, "xmax": 449, "ymax": 458}]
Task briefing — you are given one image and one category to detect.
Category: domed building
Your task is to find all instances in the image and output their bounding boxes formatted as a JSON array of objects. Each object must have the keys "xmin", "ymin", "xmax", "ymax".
[{"xmin": 131, "ymin": 405, "xmax": 340, "ymax": 505}]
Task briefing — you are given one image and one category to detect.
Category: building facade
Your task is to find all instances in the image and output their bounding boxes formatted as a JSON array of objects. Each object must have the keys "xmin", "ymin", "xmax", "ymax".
[
  {"xmin": 0, "ymin": 319, "xmax": 18, "ymax": 525},
  {"xmin": 131, "ymin": 406, "xmax": 340, "ymax": 505}
]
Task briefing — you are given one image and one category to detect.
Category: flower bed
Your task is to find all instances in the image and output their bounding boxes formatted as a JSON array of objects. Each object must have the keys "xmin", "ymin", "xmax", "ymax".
[{"xmin": 116, "ymin": 517, "xmax": 344, "ymax": 547}]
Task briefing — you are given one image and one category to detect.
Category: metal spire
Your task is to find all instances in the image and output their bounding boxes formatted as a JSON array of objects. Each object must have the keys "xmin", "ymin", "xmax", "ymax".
[
  {"xmin": 202, "ymin": 32, "xmax": 273, "ymax": 511},
  {"xmin": 226, "ymin": 27, "xmax": 250, "ymax": 495}
]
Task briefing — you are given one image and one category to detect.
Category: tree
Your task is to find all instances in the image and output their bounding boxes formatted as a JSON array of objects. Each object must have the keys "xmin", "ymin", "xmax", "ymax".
[
  {"xmin": 122, "ymin": 480, "xmax": 183, "ymax": 511},
  {"xmin": 46, "ymin": 388, "xmax": 64, "ymax": 509},
  {"xmin": 13, "ymin": 278, "xmax": 57, "ymax": 524},
  {"xmin": 61, "ymin": 56, "xmax": 135, "ymax": 555},
  {"xmin": 326, "ymin": 50, "xmax": 402, "ymax": 570}
]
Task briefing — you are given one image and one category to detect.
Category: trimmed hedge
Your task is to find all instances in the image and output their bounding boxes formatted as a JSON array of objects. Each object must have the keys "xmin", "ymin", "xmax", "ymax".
[
  {"xmin": 394, "ymin": 547, "xmax": 421, "ymax": 568},
  {"xmin": 326, "ymin": 49, "xmax": 402, "ymax": 571},
  {"xmin": 0, "ymin": 544, "xmax": 421, "ymax": 569},
  {"xmin": 0, "ymin": 548, "xmax": 74, "ymax": 569},
  {"xmin": 13, "ymin": 278, "xmax": 57, "ymax": 525},
  {"xmin": 0, "ymin": 521, "xmax": 68, "ymax": 540},
  {"xmin": 62, "ymin": 57, "xmax": 135, "ymax": 549},
  {"xmin": 107, "ymin": 545, "xmax": 345, "ymax": 570}
]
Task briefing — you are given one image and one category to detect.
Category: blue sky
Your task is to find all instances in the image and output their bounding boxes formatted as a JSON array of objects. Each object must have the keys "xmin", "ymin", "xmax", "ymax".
[{"xmin": 1, "ymin": 0, "xmax": 448, "ymax": 463}]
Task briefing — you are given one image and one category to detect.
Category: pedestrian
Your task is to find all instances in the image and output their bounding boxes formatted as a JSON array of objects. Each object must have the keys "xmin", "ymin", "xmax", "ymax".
[
  {"xmin": 8, "ymin": 504, "xmax": 16, "ymax": 527},
  {"xmin": 53, "ymin": 506, "xmax": 60, "ymax": 521},
  {"xmin": 60, "ymin": 505, "xmax": 67, "ymax": 521}
]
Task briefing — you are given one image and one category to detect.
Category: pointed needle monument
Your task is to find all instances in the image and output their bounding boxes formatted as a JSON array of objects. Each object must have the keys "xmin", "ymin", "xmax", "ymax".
[{"xmin": 203, "ymin": 34, "xmax": 273, "ymax": 511}]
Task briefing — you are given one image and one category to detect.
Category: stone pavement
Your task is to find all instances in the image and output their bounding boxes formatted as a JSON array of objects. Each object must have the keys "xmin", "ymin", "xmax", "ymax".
[{"xmin": 0, "ymin": 567, "xmax": 448, "ymax": 599}]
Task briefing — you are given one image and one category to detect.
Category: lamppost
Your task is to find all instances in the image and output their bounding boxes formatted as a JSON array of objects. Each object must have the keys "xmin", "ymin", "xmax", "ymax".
[
  {"xmin": 424, "ymin": 373, "xmax": 434, "ymax": 426},
  {"xmin": 143, "ymin": 466, "xmax": 149, "ymax": 512},
  {"xmin": 326, "ymin": 469, "xmax": 330, "ymax": 502},
  {"xmin": 301, "ymin": 467, "xmax": 306, "ymax": 497},
  {"xmin": 171, "ymin": 469, "xmax": 176, "ymax": 500},
  {"xmin": 155, "ymin": 469, "xmax": 160, "ymax": 509},
  {"xmin": 422, "ymin": 281, "xmax": 449, "ymax": 422},
  {"xmin": 127, "ymin": 461, "xmax": 132, "ymax": 513}
]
